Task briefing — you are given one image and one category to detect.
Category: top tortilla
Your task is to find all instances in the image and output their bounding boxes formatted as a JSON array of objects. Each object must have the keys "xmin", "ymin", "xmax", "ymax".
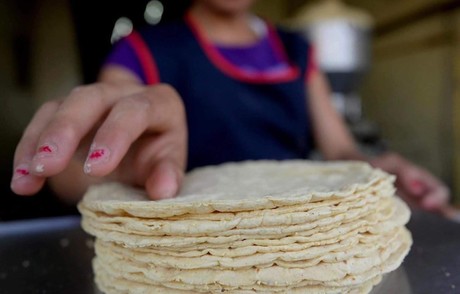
[{"xmin": 79, "ymin": 160, "xmax": 393, "ymax": 218}]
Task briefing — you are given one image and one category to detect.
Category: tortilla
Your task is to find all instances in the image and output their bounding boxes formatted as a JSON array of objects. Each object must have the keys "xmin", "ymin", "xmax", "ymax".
[
  {"xmin": 80, "ymin": 161, "xmax": 394, "ymax": 218},
  {"xmin": 79, "ymin": 160, "xmax": 411, "ymax": 294}
]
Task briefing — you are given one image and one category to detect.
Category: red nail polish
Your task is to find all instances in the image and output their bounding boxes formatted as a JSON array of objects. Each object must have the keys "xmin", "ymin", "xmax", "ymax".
[
  {"xmin": 13, "ymin": 164, "xmax": 30, "ymax": 180},
  {"xmin": 410, "ymin": 180, "xmax": 426, "ymax": 195},
  {"xmin": 36, "ymin": 143, "xmax": 57, "ymax": 158},
  {"xmin": 38, "ymin": 145, "xmax": 52, "ymax": 153},
  {"xmin": 16, "ymin": 168, "xmax": 29, "ymax": 176},
  {"xmin": 411, "ymin": 180, "xmax": 423, "ymax": 189},
  {"xmin": 89, "ymin": 149, "xmax": 106, "ymax": 160},
  {"xmin": 84, "ymin": 145, "xmax": 110, "ymax": 174}
]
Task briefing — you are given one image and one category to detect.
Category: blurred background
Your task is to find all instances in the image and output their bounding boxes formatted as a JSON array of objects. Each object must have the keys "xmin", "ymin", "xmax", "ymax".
[{"xmin": 1, "ymin": 0, "xmax": 459, "ymax": 220}]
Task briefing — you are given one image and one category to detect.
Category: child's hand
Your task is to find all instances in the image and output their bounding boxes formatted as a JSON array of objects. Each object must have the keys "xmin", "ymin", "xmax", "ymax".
[{"xmin": 11, "ymin": 82, "xmax": 187, "ymax": 201}]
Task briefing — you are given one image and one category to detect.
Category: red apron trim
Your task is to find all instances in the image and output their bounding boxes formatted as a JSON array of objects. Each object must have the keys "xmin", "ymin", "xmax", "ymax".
[
  {"xmin": 185, "ymin": 12, "xmax": 300, "ymax": 84},
  {"xmin": 126, "ymin": 31, "xmax": 160, "ymax": 85}
]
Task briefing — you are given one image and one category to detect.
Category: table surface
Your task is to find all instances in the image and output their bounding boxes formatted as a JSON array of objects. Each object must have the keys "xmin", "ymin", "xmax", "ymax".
[{"xmin": 0, "ymin": 210, "xmax": 459, "ymax": 294}]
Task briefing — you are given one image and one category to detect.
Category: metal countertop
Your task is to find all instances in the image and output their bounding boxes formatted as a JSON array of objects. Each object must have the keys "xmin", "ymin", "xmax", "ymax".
[{"xmin": 0, "ymin": 209, "xmax": 459, "ymax": 294}]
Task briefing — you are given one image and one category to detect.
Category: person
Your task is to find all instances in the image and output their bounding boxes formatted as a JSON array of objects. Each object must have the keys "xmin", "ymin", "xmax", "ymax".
[{"xmin": 11, "ymin": 0, "xmax": 449, "ymax": 212}]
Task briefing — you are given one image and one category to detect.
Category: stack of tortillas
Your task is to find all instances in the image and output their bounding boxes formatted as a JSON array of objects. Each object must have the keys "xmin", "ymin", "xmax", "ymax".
[{"xmin": 78, "ymin": 160, "xmax": 412, "ymax": 294}]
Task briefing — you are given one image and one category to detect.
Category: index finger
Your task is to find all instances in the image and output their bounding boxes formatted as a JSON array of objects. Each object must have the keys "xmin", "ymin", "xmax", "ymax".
[
  {"xmin": 28, "ymin": 83, "xmax": 142, "ymax": 177},
  {"xmin": 83, "ymin": 85, "xmax": 187, "ymax": 197},
  {"xmin": 11, "ymin": 100, "xmax": 60, "ymax": 195}
]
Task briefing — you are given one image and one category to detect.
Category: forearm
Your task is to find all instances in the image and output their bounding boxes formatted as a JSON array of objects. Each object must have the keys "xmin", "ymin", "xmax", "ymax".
[
  {"xmin": 307, "ymin": 71, "xmax": 366, "ymax": 161},
  {"xmin": 305, "ymin": 69, "xmax": 450, "ymax": 211}
]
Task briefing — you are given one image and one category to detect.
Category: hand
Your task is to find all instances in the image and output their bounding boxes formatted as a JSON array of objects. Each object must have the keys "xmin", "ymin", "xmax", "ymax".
[
  {"xmin": 11, "ymin": 82, "xmax": 187, "ymax": 201},
  {"xmin": 370, "ymin": 152, "xmax": 450, "ymax": 211}
]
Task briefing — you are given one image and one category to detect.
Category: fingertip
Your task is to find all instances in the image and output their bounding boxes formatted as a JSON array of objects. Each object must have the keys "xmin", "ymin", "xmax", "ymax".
[
  {"xmin": 28, "ymin": 142, "xmax": 65, "ymax": 176},
  {"xmin": 421, "ymin": 196, "xmax": 442, "ymax": 211},
  {"xmin": 10, "ymin": 174, "xmax": 45, "ymax": 196},
  {"xmin": 31, "ymin": 162, "xmax": 46, "ymax": 174},
  {"xmin": 147, "ymin": 175, "xmax": 178, "ymax": 200},
  {"xmin": 145, "ymin": 162, "xmax": 182, "ymax": 200},
  {"xmin": 30, "ymin": 157, "xmax": 63, "ymax": 177},
  {"xmin": 11, "ymin": 185, "xmax": 35, "ymax": 196},
  {"xmin": 82, "ymin": 145, "xmax": 113, "ymax": 177}
]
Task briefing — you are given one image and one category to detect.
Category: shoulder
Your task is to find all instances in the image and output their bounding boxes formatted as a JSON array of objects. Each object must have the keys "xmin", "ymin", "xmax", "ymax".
[
  {"xmin": 137, "ymin": 20, "xmax": 190, "ymax": 43},
  {"xmin": 275, "ymin": 27, "xmax": 311, "ymax": 51},
  {"xmin": 273, "ymin": 26, "xmax": 312, "ymax": 73}
]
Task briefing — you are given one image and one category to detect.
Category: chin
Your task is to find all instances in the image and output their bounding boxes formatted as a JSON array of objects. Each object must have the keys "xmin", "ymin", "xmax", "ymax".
[{"xmin": 201, "ymin": 0, "xmax": 256, "ymax": 15}]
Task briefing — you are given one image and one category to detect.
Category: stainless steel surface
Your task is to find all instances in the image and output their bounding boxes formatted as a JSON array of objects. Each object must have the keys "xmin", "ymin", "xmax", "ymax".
[
  {"xmin": 0, "ymin": 216, "xmax": 100, "ymax": 294},
  {"xmin": 0, "ymin": 210, "xmax": 459, "ymax": 294}
]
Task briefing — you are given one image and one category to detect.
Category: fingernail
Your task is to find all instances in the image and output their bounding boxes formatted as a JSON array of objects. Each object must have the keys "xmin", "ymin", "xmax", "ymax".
[
  {"xmin": 410, "ymin": 180, "xmax": 424, "ymax": 194},
  {"xmin": 84, "ymin": 145, "xmax": 110, "ymax": 174},
  {"xmin": 157, "ymin": 185, "xmax": 176, "ymax": 199},
  {"xmin": 13, "ymin": 164, "xmax": 31, "ymax": 181},
  {"xmin": 35, "ymin": 164, "xmax": 45, "ymax": 173},
  {"xmin": 35, "ymin": 143, "xmax": 58, "ymax": 159},
  {"xmin": 157, "ymin": 170, "xmax": 178, "ymax": 199}
]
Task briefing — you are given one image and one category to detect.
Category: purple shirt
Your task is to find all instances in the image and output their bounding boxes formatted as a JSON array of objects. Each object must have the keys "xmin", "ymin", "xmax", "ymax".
[
  {"xmin": 105, "ymin": 34, "xmax": 290, "ymax": 84},
  {"xmin": 105, "ymin": 38, "xmax": 145, "ymax": 81},
  {"xmin": 215, "ymin": 36, "xmax": 289, "ymax": 75}
]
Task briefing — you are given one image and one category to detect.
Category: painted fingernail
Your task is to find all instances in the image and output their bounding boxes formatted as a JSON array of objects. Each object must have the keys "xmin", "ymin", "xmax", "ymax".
[
  {"xmin": 84, "ymin": 145, "xmax": 111, "ymax": 174},
  {"xmin": 35, "ymin": 143, "xmax": 58, "ymax": 158},
  {"xmin": 410, "ymin": 180, "xmax": 424, "ymax": 193},
  {"xmin": 13, "ymin": 164, "xmax": 31, "ymax": 181},
  {"xmin": 35, "ymin": 164, "xmax": 45, "ymax": 173}
]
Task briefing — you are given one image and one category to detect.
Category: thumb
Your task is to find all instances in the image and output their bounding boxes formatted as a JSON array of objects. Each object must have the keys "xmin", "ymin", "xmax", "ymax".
[{"xmin": 144, "ymin": 159, "xmax": 184, "ymax": 200}]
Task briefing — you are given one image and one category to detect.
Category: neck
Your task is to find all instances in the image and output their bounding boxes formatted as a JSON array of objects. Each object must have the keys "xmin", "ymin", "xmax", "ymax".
[{"xmin": 189, "ymin": 4, "xmax": 258, "ymax": 45}]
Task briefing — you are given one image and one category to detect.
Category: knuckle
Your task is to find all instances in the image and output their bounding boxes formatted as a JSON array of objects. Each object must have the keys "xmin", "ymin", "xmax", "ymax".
[
  {"xmin": 71, "ymin": 83, "xmax": 105, "ymax": 97},
  {"xmin": 152, "ymin": 84, "xmax": 180, "ymax": 103},
  {"xmin": 155, "ymin": 83, "xmax": 176, "ymax": 95},
  {"xmin": 122, "ymin": 94, "xmax": 152, "ymax": 110},
  {"xmin": 171, "ymin": 93, "xmax": 186, "ymax": 114},
  {"xmin": 115, "ymin": 95, "xmax": 151, "ymax": 125},
  {"xmin": 48, "ymin": 119, "xmax": 80, "ymax": 141},
  {"xmin": 98, "ymin": 120, "xmax": 136, "ymax": 144},
  {"xmin": 39, "ymin": 100, "xmax": 60, "ymax": 113},
  {"xmin": 156, "ymin": 84, "xmax": 186, "ymax": 122},
  {"xmin": 144, "ymin": 84, "xmax": 187, "ymax": 130},
  {"xmin": 53, "ymin": 84, "xmax": 109, "ymax": 118},
  {"xmin": 106, "ymin": 96, "xmax": 151, "ymax": 132},
  {"xmin": 70, "ymin": 85, "xmax": 86, "ymax": 95},
  {"xmin": 160, "ymin": 84, "xmax": 182, "ymax": 103},
  {"xmin": 68, "ymin": 84, "xmax": 107, "ymax": 106},
  {"xmin": 172, "ymin": 98, "xmax": 186, "ymax": 127}
]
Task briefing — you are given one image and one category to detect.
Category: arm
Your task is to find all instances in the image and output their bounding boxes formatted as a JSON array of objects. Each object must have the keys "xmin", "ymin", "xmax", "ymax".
[
  {"xmin": 307, "ymin": 69, "xmax": 450, "ymax": 211},
  {"xmin": 307, "ymin": 70, "xmax": 365, "ymax": 161}
]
